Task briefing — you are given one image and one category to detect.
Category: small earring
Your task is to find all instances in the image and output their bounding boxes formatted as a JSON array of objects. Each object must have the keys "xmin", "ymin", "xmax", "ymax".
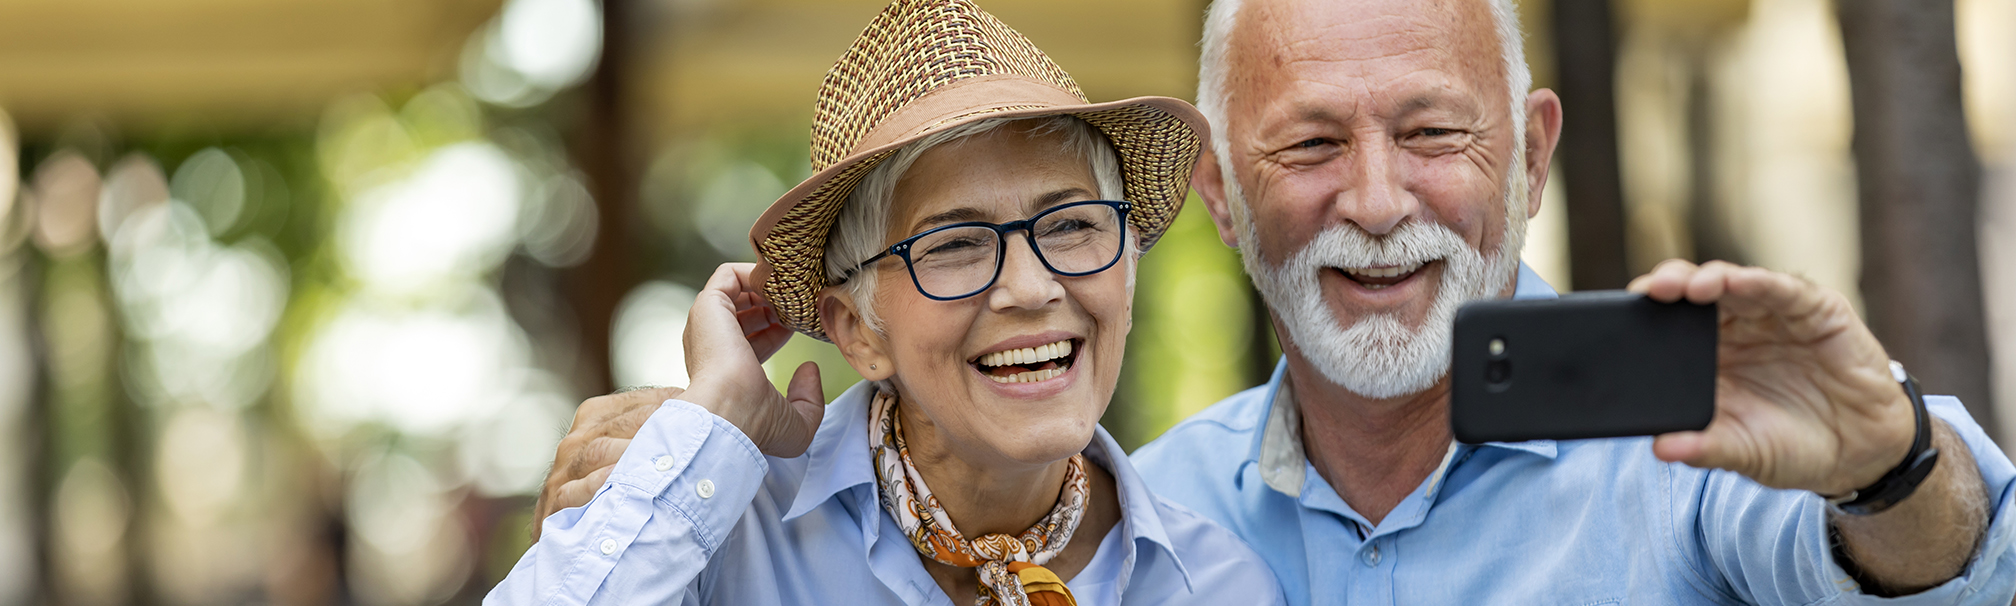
[{"xmin": 870, "ymin": 364, "xmax": 877, "ymax": 370}]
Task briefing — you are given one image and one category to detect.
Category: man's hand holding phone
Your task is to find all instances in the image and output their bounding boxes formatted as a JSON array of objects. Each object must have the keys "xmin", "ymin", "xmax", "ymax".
[
  {"xmin": 1626, "ymin": 259, "xmax": 1920, "ymax": 496},
  {"xmin": 1628, "ymin": 260, "xmax": 1992, "ymax": 593},
  {"xmin": 1456, "ymin": 259, "xmax": 1987, "ymax": 591}
]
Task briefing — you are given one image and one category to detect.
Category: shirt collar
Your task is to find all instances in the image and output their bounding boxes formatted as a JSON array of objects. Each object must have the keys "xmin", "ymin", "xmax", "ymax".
[
  {"xmin": 783, "ymin": 380, "xmax": 879, "ymax": 521},
  {"xmin": 1084, "ymin": 420, "xmax": 1196, "ymax": 594},
  {"xmin": 781, "ymin": 381, "xmax": 1195, "ymax": 593},
  {"xmin": 1252, "ymin": 261, "xmax": 1563, "ymax": 498},
  {"xmin": 1512, "ymin": 261, "xmax": 1562, "ymax": 301}
]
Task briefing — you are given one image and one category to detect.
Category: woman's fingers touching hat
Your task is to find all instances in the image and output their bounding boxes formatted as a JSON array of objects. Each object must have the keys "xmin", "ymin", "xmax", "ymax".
[
  {"xmin": 702, "ymin": 262, "xmax": 793, "ymax": 362},
  {"xmin": 688, "ymin": 265, "xmax": 764, "ymax": 376}
]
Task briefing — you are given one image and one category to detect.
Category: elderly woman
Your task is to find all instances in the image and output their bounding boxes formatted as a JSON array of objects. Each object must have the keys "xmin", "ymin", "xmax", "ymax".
[{"xmin": 489, "ymin": 0, "xmax": 1281, "ymax": 604}]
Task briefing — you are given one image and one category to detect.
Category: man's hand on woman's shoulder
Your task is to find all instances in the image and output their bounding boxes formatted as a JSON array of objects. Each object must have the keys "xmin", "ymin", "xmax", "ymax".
[
  {"xmin": 532, "ymin": 385, "xmax": 684, "ymax": 542},
  {"xmin": 530, "ymin": 263, "xmax": 829, "ymax": 542}
]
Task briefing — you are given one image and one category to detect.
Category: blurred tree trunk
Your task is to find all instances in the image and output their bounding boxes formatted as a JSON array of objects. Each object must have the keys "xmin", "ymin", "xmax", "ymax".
[
  {"xmin": 22, "ymin": 255, "xmax": 49, "ymax": 606},
  {"xmin": 560, "ymin": 0, "xmax": 641, "ymax": 396},
  {"xmin": 1837, "ymin": 0, "xmax": 1998, "ymax": 433},
  {"xmin": 1552, "ymin": 0, "xmax": 1630, "ymax": 291},
  {"xmin": 1686, "ymin": 47, "xmax": 1745, "ymax": 265}
]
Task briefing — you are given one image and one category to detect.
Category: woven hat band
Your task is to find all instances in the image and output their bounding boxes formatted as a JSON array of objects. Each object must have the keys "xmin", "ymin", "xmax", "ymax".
[{"xmin": 851, "ymin": 75, "xmax": 1090, "ymax": 157}]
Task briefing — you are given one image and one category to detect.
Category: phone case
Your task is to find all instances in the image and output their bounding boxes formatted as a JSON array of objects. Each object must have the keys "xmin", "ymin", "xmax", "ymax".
[{"xmin": 1450, "ymin": 291, "xmax": 1717, "ymax": 443}]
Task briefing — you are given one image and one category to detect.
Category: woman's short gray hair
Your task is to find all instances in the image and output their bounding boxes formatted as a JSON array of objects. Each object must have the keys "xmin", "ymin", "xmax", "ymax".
[{"xmin": 823, "ymin": 115, "xmax": 1127, "ymax": 333}]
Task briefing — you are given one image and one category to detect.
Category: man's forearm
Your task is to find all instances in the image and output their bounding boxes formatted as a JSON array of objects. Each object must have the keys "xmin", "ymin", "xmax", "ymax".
[{"xmin": 1831, "ymin": 419, "xmax": 1989, "ymax": 595}]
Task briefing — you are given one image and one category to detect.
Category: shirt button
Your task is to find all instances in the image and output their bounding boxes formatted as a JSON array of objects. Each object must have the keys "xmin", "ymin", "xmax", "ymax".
[
  {"xmin": 653, "ymin": 456, "xmax": 673, "ymax": 472},
  {"xmin": 599, "ymin": 538, "xmax": 617, "ymax": 555},
  {"xmin": 1361, "ymin": 544, "xmax": 1381, "ymax": 567},
  {"xmin": 696, "ymin": 479, "xmax": 716, "ymax": 499}
]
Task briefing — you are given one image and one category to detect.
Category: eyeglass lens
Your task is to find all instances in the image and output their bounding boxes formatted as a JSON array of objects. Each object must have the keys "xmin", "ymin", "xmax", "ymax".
[{"xmin": 907, "ymin": 203, "xmax": 1124, "ymax": 299}]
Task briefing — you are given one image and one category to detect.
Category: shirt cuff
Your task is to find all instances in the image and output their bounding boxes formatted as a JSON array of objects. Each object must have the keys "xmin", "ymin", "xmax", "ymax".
[{"xmin": 607, "ymin": 399, "xmax": 769, "ymax": 552}]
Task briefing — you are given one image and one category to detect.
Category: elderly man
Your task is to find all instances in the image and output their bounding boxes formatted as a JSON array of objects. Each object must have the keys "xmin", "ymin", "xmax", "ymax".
[
  {"xmin": 1124, "ymin": 0, "xmax": 2013, "ymax": 603},
  {"xmin": 535, "ymin": 0, "xmax": 2016, "ymax": 603}
]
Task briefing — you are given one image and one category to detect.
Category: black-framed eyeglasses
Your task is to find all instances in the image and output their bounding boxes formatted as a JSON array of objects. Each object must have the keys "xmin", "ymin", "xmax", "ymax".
[{"xmin": 839, "ymin": 200, "xmax": 1132, "ymax": 301}]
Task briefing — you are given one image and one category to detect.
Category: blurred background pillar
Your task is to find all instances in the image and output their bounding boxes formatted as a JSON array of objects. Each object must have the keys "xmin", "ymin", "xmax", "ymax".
[
  {"xmin": 1837, "ymin": 0, "xmax": 1999, "ymax": 431},
  {"xmin": 1552, "ymin": 0, "xmax": 1632, "ymax": 290},
  {"xmin": 558, "ymin": 0, "xmax": 639, "ymax": 396},
  {"xmin": 1968, "ymin": 0, "xmax": 2016, "ymax": 452}
]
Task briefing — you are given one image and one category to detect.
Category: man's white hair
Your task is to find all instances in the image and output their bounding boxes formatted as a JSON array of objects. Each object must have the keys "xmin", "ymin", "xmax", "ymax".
[
  {"xmin": 823, "ymin": 115, "xmax": 1127, "ymax": 334},
  {"xmin": 1198, "ymin": 0, "xmax": 1533, "ymax": 230}
]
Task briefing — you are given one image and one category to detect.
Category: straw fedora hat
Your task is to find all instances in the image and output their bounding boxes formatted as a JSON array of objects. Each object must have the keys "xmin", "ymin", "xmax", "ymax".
[{"xmin": 749, "ymin": 0, "xmax": 1210, "ymax": 341}]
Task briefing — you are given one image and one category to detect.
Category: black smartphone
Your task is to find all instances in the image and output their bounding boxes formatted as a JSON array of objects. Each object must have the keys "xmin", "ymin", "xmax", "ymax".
[{"xmin": 1450, "ymin": 291, "xmax": 1717, "ymax": 443}]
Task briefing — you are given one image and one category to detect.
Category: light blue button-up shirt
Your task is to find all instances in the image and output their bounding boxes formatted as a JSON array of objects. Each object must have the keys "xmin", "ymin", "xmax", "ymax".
[
  {"xmin": 1132, "ymin": 264, "xmax": 2016, "ymax": 605},
  {"xmin": 489, "ymin": 380, "xmax": 1285, "ymax": 605}
]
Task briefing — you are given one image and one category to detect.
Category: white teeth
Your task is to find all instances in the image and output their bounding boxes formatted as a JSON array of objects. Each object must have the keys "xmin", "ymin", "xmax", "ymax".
[
  {"xmin": 1342, "ymin": 262, "xmax": 1425, "ymax": 279},
  {"xmin": 986, "ymin": 367, "xmax": 1066, "ymax": 384},
  {"xmin": 977, "ymin": 339, "xmax": 1075, "ymax": 370}
]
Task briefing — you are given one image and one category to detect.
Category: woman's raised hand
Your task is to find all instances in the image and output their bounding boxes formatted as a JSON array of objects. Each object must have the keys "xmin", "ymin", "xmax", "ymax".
[{"xmin": 680, "ymin": 263, "xmax": 828, "ymax": 457}]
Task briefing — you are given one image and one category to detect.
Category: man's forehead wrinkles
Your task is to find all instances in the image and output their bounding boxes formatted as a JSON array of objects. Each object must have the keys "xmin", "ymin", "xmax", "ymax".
[
  {"xmin": 1264, "ymin": 57, "xmax": 1469, "ymax": 107},
  {"xmin": 1272, "ymin": 39, "xmax": 1449, "ymax": 70},
  {"xmin": 1233, "ymin": 0, "xmax": 1501, "ymax": 92},
  {"xmin": 1264, "ymin": 16, "xmax": 1447, "ymax": 65}
]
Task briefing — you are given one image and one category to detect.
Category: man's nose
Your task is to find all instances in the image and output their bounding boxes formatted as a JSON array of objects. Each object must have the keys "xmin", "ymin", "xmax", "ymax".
[
  {"xmin": 986, "ymin": 234, "xmax": 1066, "ymax": 312},
  {"xmin": 1334, "ymin": 138, "xmax": 1418, "ymax": 235}
]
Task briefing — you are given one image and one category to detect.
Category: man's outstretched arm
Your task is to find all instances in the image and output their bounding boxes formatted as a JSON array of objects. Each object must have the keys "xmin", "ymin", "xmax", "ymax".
[
  {"xmin": 1829, "ymin": 417, "xmax": 1988, "ymax": 594},
  {"xmin": 1631, "ymin": 260, "xmax": 1996, "ymax": 595}
]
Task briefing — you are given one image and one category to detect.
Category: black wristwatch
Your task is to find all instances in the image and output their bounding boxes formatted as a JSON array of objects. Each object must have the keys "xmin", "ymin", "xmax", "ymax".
[{"xmin": 1826, "ymin": 361, "xmax": 1941, "ymax": 516}]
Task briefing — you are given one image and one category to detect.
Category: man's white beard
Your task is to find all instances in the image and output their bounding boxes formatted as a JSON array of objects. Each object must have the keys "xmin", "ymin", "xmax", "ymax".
[{"xmin": 1231, "ymin": 168, "xmax": 1530, "ymax": 400}]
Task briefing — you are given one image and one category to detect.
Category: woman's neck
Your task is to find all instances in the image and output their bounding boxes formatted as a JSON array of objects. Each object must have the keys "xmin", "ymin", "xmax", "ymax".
[
  {"xmin": 902, "ymin": 415, "xmax": 1122, "ymax": 600},
  {"xmin": 898, "ymin": 405, "xmax": 1078, "ymax": 538}
]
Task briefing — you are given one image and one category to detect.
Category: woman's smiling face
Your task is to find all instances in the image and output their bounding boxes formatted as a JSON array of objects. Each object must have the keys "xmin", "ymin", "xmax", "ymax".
[{"xmin": 825, "ymin": 121, "xmax": 1135, "ymax": 469}]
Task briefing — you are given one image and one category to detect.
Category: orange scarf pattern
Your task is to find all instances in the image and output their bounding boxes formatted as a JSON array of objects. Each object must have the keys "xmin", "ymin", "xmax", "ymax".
[{"xmin": 868, "ymin": 390, "xmax": 1085, "ymax": 606}]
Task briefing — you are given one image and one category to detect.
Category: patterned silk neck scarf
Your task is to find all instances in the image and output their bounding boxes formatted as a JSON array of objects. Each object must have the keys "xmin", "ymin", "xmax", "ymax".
[{"xmin": 868, "ymin": 390, "xmax": 1087, "ymax": 606}]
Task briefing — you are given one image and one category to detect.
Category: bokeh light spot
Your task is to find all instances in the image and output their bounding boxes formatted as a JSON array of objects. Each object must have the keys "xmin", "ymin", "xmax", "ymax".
[
  {"xmin": 170, "ymin": 148, "xmax": 248, "ymax": 238},
  {"xmin": 610, "ymin": 280, "xmax": 697, "ymax": 389},
  {"xmin": 30, "ymin": 151, "xmax": 102, "ymax": 258}
]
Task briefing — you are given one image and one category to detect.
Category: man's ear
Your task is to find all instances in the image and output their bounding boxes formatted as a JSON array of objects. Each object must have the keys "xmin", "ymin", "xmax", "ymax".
[
  {"xmin": 1523, "ymin": 89, "xmax": 1565, "ymax": 220},
  {"xmin": 818, "ymin": 287, "xmax": 895, "ymax": 381},
  {"xmin": 1193, "ymin": 149, "xmax": 1242, "ymax": 249}
]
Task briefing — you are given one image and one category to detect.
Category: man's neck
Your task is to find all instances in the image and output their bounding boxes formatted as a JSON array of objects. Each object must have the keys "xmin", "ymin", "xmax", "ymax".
[{"xmin": 1284, "ymin": 354, "xmax": 1454, "ymax": 527}]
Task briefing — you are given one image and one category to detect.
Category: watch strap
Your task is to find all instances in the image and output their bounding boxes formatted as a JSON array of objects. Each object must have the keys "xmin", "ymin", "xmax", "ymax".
[{"xmin": 1827, "ymin": 361, "xmax": 1940, "ymax": 516}]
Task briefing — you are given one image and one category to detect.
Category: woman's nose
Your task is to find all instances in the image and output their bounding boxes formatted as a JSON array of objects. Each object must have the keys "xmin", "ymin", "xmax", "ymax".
[{"xmin": 987, "ymin": 234, "xmax": 1066, "ymax": 311}]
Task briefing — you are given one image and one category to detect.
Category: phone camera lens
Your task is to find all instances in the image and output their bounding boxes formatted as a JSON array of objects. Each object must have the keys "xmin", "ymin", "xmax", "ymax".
[{"xmin": 1486, "ymin": 359, "xmax": 1512, "ymax": 387}]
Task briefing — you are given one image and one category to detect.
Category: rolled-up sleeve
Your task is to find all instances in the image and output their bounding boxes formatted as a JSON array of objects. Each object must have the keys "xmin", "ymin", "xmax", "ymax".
[
  {"xmin": 1696, "ymin": 396, "xmax": 2016, "ymax": 605},
  {"xmin": 487, "ymin": 399, "xmax": 770, "ymax": 606}
]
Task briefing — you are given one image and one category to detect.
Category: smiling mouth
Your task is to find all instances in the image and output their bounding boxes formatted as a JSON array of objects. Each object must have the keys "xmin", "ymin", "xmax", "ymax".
[
  {"xmin": 972, "ymin": 339, "xmax": 1080, "ymax": 384},
  {"xmin": 1335, "ymin": 261, "xmax": 1429, "ymax": 290}
]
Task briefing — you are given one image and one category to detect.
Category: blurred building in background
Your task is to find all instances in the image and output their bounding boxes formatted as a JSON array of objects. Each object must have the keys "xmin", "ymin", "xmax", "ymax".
[{"xmin": 0, "ymin": 0, "xmax": 2012, "ymax": 604}]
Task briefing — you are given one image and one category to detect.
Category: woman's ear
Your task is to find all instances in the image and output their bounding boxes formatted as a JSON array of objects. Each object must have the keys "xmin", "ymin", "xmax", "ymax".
[{"xmin": 818, "ymin": 287, "xmax": 895, "ymax": 381}]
